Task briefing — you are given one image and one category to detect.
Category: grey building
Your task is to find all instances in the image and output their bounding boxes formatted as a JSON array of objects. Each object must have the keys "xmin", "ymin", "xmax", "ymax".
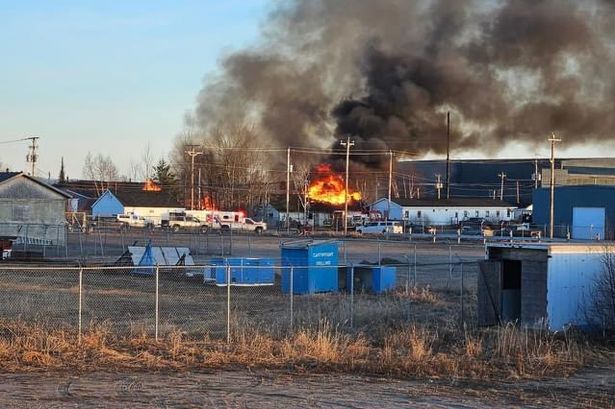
[{"xmin": 0, "ymin": 172, "xmax": 71, "ymax": 245}]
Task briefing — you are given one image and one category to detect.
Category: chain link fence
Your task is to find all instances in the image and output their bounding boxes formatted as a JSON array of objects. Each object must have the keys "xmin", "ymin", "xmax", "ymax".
[{"xmin": 0, "ymin": 247, "xmax": 481, "ymax": 343}]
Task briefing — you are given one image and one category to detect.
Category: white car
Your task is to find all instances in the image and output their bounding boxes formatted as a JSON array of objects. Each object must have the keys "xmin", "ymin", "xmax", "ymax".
[{"xmin": 356, "ymin": 221, "xmax": 403, "ymax": 235}]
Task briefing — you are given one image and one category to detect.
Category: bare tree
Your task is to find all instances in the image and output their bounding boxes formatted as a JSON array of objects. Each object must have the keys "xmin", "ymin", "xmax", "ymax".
[
  {"xmin": 290, "ymin": 154, "xmax": 314, "ymax": 223},
  {"xmin": 140, "ymin": 143, "xmax": 154, "ymax": 181},
  {"xmin": 82, "ymin": 152, "xmax": 120, "ymax": 195},
  {"xmin": 592, "ymin": 246, "xmax": 615, "ymax": 329},
  {"xmin": 127, "ymin": 159, "xmax": 140, "ymax": 182}
]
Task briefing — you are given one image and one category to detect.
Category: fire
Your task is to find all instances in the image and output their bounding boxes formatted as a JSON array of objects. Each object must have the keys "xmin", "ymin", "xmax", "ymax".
[
  {"xmin": 308, "ymin": 164, "xmax": 361, "ymax": 205},
  {"xmin": 201, "ymin": 195, "xmax": 217, "ymax": 210},
  {"xmin": 142, "ymin": 178, "xmax": 161, "ymax": 191}
]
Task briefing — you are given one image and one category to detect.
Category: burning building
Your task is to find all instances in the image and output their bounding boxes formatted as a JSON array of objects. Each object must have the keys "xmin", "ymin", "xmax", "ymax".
[{"xmin": 308, "ymin": 164, "xmax": 361, "ymax": 206}]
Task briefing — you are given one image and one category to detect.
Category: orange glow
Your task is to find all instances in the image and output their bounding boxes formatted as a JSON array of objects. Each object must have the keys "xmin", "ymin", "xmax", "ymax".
[
  {"xmin": 142, "ymin": 178, "xmax": 162, "ymax": 191},
  {"xmin": 308, "ymin": 164, "xmax": 361, "ymax": 206},
  {"xmin": 201, "ymin": 195, "xmax": 217, "ymax": 211}
]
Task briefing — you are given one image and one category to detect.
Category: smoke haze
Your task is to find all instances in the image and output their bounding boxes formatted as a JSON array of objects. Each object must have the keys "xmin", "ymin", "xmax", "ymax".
[{"xmin": 191, "ymin": 0, "xmax": 615, "ymax": 165}]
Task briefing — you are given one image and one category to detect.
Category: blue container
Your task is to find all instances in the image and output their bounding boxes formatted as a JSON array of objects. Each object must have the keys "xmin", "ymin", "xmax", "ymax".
[
  {"xmin": 346, "ymin": 265, "xmax": 397, "ymax": 293},
  {"xmin": 208, "ymin": 257, "xmax": 274, "ymax": 285},
  {"xmin": 281, "ymin": 240, "xmax": 339, "ymax": 294}
]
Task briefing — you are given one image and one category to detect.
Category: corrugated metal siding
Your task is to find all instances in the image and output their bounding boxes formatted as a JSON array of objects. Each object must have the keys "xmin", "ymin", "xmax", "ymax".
[
  {"xmin": 572, "ymin": 207, "xmax": 605, "ymax": 239},
  {"xmin": 371, "ymin": 199, "xmax": 403, "ymax": 220},
  {"xmin": 92, "ymin": 191, "xmax": 124, "ymax": 217},
  {"xmin": 547, "ymin": 252, "xmax": 603, "ymax": 330},
  {"xmin": 533, "ymin": 186, "xmax": 615, "ymax": 239}
]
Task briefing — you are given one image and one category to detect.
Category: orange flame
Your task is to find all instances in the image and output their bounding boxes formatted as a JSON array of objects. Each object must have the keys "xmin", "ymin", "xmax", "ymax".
[
  {"xmin": 308, "ymin": 164, "xmax": 361, "ymax": 205},
  {"xmin": 142, "ymin": 178, "xmax": 161, "ymax": 191},
  {"xmin": 201, "ymin": 195, "xmax": 217, "ymax": 211}
]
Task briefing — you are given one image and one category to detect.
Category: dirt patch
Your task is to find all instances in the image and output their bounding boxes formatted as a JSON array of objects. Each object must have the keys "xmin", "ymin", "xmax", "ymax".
[{"xmin": 0, "ymin": 367, "xmax": 612, "ymax": 408}]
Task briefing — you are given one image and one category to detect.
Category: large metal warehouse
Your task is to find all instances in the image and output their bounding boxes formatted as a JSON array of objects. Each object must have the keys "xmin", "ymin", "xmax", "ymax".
[{"xmin": 533, "ymin": 185, "xmax": 615, "ymax": 240}]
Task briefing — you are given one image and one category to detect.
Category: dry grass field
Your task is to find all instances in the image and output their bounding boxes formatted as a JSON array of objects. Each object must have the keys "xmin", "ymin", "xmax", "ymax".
[{"xmin": 1, "ymin": 239, "xmax": 613, "ymax": 408}]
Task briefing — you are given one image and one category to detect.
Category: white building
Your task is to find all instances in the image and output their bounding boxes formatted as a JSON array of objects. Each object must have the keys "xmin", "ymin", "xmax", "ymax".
[
  {"xmin": 370, "ymin": 197, "xmax": 517, "ymax": 226},
  {"xmin": 91, "ymin": 190, "xmax": 184, "ymax": 222}
]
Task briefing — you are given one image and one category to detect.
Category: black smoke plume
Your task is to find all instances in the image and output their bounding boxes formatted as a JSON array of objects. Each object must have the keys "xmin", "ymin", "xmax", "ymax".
[{"xmin": 191, "ymin": 0, "xmax": 615, "ymax": 166}]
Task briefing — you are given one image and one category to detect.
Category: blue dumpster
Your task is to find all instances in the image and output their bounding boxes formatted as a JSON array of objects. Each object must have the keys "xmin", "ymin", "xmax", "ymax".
[
  {"xmin": 281, "ymin": 240, "xmax": 339, "ymax": 294},
  {"xmin": 346, "ymin": 265, "xmax": 396, "ymax": 293},
  {"xmin": 207, "ymin": 257, "xmax": 275, "ymax": 285}
]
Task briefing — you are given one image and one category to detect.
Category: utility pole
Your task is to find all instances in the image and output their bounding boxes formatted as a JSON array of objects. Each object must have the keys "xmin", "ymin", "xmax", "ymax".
[
  {"xmin": 303, "ymin": 178, "xmax": 309, "ymax": 228},
  {"xmin": 388, "ymin": 150, "xmax": 393, "ymax": 221},
  {"xmin": 197, "ymin": 168, "xmax": 202, "ymax": 210},
  {"xmin": 549, "ymin": 133, "xmax": 562, "ymax": 239},
  {"xmin": 340, "ymin": 137, "xmax": 355, "ymax": 235},
  {"xmin": 445, "ymin": 111, "xmax": 451, "ymax": 199},
  {"xmin": 185, "ymin": 146, "xmax": 203, "ymax": 210},
  {"xmin": 516, "ymin": 180, "xmax": 520, "ymax": 205},
  {"xmin": 498, "ymin": 172, "xmax": 506, "ymax": 201},
  {"xmin": 435, "ymin": 174, "xmax": 443, "ymax": 200},
  {"xmin": 534, "ymin": 159, "xmax": 539, "ymax": 189},
  {"xmin": 286, "ymin": 147, "xmax": 291, "ymax": 234},
  {"xmin": 25, "ymin": 136, "xmax": 39, "ymax": 177}
]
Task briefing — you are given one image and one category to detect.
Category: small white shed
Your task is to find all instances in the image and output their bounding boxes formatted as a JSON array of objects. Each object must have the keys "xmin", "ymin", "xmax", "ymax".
[{"xmin": 479, "ymin": 242, "xmax": 607, "ymax": 331}]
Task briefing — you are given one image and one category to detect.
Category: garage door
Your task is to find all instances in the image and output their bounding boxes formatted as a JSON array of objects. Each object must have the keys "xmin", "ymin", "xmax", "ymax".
[{"xmin": 572, "ymin": 207, "xmax": 605, "ymax": 240}]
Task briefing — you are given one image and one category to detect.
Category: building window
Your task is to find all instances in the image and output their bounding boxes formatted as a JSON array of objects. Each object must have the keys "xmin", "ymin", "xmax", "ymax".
[
  {"xmin": 455, "ymin": 212, "xmax": 458, "ymax": 218},
  {"xmin": 496, "ymin": 210, "xmax": 501, "ymax": 217},
  {"xmin": 404, "ymin": 210, "xmax": 409, "ymax": 219},
  {"xmin": 485, "ymin": 210, "xmax": 490, "ymax": 217},
  {"xmin": 507, "ymin": 209, "xmax": 511, "ymax": 217},
  {"xmin": 475, "ymin": 210, "xmax": 480, "ymax": 217},
  {"xmin": 463, "ymin": 210, "xmax": 468, "ymax": 217},
  {"xmin": 417, "ymin": 211, "xmax": 422, "ymax": 218}
]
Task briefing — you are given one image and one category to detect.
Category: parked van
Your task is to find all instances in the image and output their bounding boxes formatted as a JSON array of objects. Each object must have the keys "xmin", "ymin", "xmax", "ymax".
[{"xmin": 356, "ymin": 221, "xmax": 403, "ymax": 235}]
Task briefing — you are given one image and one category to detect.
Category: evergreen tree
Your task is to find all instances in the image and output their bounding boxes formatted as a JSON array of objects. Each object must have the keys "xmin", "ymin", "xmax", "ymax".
[
  {"xmin": 152, "ymin": 158, "xmax": 176, "ymax": 190},
  {"xmin": 58, "ymin": 157, "xmax": 66, "ymax": 183}
]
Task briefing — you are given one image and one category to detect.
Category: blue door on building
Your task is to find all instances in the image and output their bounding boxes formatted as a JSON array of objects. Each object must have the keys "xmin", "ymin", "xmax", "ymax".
[{"xmin": 572, "ymin": 207, "xmax": 605, "ymax": 240}]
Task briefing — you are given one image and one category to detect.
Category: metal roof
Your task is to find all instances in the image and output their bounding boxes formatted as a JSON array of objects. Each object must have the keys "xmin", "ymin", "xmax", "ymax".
[
  {"xmin": 108, "ymin": 189, "xmax": 181, "ymax": 208},
  {"xmin": 0, "ymin": 172, "xmax": 71, "ymax": 198},
  {"xmin": 375, "ymin": 197, "xmax": 513, "ymax": 208},
  {"xmin": 487, "ymin": 241, "xmax": 610, "ymax": 254}
]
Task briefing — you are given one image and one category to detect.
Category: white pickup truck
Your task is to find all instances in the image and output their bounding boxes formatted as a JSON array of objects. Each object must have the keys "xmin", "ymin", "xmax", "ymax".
[
  {"xmin": 213, "ymin": 217, "xmax": 267, "ymax": 234},
  {"xmin": 116, "ymin": 214, "xmax": 155, "ymax": 230},
  {"xmin": 161, "ymin": 212, "xmax": 209, "ymax": 233}
]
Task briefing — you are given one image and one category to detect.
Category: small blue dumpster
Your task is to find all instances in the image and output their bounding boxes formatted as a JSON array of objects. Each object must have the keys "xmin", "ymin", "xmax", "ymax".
[
  {"xmin": 345, "ymin": 265, "xmax": 396, "ymax": 293},
  {"xmin": 281, "ymin": 240, "xmax": 339, "ymax": 294},
  {"xmin": 207, "ymin": 257, "xmax": 275, "ymax": 286}
]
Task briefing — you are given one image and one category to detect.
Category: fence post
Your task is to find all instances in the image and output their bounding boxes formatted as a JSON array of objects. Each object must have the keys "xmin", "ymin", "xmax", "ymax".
[
  {"xmin": 155, "ymin": 264, "xmax": 159, "ymax": 341},
  {"xmin": 448, "ymin": 245, "xmax": 453, "ymax": 288},
  {"xmin": 349, "ymin": 264, "xmax": 354, "ymax": 328},
  {"xmin": 413, "ymin": 244, "xmax": 417, "ymax": 287},
  {"xmin": 405, "ymin": 255, "xmax": 410, "ymax": 295},
  {"xmin": 78, "ymin": 267, "xmax": 83, "ymax": 344},
  {"xmin": 226, "ymin": 262, "xmax": 231, "ymax": 344},
  {"xmin": 460, "ymin": 261, "xmax": 464, "ymax": 327},
  {"xmin": 289, "ymin": 265, "xmax": 294, "ymax": 333}
]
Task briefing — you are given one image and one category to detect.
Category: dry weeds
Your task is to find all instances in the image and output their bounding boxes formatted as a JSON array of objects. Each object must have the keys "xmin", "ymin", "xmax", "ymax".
[{"xmin": 0, "ymin": 318, "xmax": 602, "ymax": 381}]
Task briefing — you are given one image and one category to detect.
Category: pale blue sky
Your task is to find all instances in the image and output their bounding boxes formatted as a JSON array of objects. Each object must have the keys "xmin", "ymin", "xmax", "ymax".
[{"xmin": 0, "ymin": 0, "xmax": 271, "ymax": 178}]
